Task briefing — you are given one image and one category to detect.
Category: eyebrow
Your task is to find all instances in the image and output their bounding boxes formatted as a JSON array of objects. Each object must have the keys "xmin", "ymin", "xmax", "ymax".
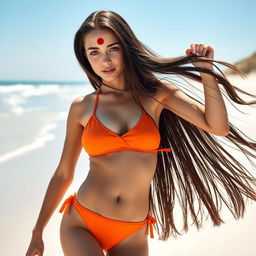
[{"xmin": 86, "ymin": 42, "xmax": 120, "ymax": 51}]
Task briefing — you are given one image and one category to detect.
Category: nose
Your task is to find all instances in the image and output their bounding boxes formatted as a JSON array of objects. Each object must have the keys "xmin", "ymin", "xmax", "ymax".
[{"xmin": 102, "ymin": 52, "xmax": 111, "ymax": 64}]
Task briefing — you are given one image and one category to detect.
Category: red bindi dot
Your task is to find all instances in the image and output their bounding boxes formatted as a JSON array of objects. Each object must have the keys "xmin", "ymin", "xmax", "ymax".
[{"xmin": 97, "ymin": 37, "xmax": 104, "ymax": 45}]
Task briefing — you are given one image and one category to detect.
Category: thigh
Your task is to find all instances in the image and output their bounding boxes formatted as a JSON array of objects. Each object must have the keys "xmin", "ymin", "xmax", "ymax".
[
  {"xmin": 60, "ymin": 226, "xmax": 105, "ymax": 256},
  {"xmin": 59, "ymin": 204, "xmax": 105, "ymax": 256},
  {"xmin": 106, "ymin": 224, "xmax": 149, "ymax": 256}
]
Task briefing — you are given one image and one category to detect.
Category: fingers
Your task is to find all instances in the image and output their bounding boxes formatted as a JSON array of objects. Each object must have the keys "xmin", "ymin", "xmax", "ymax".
[
  {"xmin": 190, "ymin": 44, "xmax": 206, "ymax": 55},
  {"xmin": 186, "ymin": 43, "xmax": 214, "ymax": 60},
  {"xmin": 202, "ymin": 45, "xmax": 208, "ymax": 56},
  {"xmin": 185, "ymin": 48, "xmax": 193, "ymax": 56},
  {"xmin": 189, "ymin": 43, "xmax": 209, "ymax": 56},
  {"xmin": 25, "ymin": 249, "xmax": 41, "ymax": 256},
  {"xmin": 25, "ymin": 246, "xmax": 43, "ymax": 256},
  {"xmin": 187, "ymin": 43, "xmax": 198, "ymax": 55},
  {"xmin": 190, "ymin": 43, "xmax": 201, "ymax": 55}
]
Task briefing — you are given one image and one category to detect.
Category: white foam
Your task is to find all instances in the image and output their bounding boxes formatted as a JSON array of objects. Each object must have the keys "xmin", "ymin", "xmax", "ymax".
[
  {"xmin": 21, "ymin": 85, "xmax": 60, "ymax": 97},
  {"xmin": 0, "ymin": 84, "xmax": 90, "ymax": 116},
  {"xmin": 3, "ymin": 94, "xmax": 26, "ymax": 114},
  {"xmin": 0, "ymin": 122, "xmax": 57, "ymax": 163},
  {"xmin": 0, "ymin": 110, "xmax": 67, "ymax": 163},
  {"xmin": 0, "ymin": 84, "xmax": 34, "ymax": 92}
]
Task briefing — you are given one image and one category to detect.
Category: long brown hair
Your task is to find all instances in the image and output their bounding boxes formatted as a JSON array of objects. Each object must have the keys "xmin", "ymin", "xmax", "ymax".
[{"xmin": 74, "ymin": 10, "xmax": 256, "ymax": 240}]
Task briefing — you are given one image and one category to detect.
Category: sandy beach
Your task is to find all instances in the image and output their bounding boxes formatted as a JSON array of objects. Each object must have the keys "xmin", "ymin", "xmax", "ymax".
[{"xmin": 0, "ymin": 73, "xmax": 256, "ymax": 255}]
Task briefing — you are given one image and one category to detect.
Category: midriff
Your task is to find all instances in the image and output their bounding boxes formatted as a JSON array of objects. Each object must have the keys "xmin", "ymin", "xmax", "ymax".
[{"xmin": 76, "ymin": 150, "xmax": 158, "ymax": 222}]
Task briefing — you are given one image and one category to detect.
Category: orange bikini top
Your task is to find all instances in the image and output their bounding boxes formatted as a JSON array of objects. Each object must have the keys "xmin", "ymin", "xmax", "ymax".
[{"xmin": 81, "ymin": 87, "xmax": 171, "ymax": 157}]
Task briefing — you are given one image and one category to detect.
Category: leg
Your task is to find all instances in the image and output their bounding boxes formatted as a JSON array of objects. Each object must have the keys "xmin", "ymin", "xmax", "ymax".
[
  {"xmin": 106, "ymin": 223, "xmax": 149, "ymax": 256},
  {"xmin": 60, "ymin": 225, "xmax": 105, "ymax": 256},
  {"xmin": 59, "ymin": 202, "xmax": 105, "ymax": 256},
  {"xmin": 59, "ymin": 193, "xmax": 154, "ymax": 255}
]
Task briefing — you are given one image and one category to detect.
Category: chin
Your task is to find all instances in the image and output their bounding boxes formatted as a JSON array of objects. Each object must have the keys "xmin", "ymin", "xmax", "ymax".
[{"xmin": 102, "ymin": 75, "xmax": 120, "ymax": 82}]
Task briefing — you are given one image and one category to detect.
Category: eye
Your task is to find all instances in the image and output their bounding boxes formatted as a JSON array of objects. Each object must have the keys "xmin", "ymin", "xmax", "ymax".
[
  {"xmin": 90, "ymin": 51, "xmax": 98, "ymax": 56},
  {"xmin": 111, "ymin": 47, "xmax": 120, "ymax": 51}
]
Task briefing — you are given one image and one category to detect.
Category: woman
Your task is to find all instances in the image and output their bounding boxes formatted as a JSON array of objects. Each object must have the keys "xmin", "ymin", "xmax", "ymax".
[{"xmin": 25, "ymin": 10, "xmax": 256, "ymax": 256}]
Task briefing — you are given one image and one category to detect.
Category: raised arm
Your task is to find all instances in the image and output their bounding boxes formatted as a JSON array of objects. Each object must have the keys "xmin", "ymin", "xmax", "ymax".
[
  {"xmin": 25, "ymin": 96, "xmax": 85, "ymax": 256},
  {"xmin": 156, "ymin": 78, "xmax": 230, "ymax": 136},
  {"xmin": 155, "ymin": 43, "xmax": 230, "ymax": 136}
]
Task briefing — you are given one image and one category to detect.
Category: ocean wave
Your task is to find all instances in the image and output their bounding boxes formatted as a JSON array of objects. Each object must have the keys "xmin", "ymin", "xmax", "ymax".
[
  {"xmin": 0, "ymin": 82, "xmax": 92, "ymax": 163},
  {"xmin": 0, "ymin": 112, "xmax": 66, "ymax": 164}
]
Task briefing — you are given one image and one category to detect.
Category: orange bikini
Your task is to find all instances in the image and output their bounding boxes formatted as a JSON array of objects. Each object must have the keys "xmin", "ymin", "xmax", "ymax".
[
  {"xmin": 82, "ymin": 86, "xmax": 171, "ymax": 156},
  {"xmin": 59, "ymin": 193, "xmax": 157, "ymax": 251},
  {"xmin": 59, "ymin": 86, "xmax": 171, "ymax": 252}
]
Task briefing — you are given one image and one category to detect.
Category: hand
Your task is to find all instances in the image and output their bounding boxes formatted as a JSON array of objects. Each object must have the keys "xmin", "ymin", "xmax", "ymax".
[
  {"xmin": 25, "ymin": 232, "xmax": 44, "ymax": 256},
  {"xmin": 185, "ymin": 43, "xmax": 214, "ymax": 70}
]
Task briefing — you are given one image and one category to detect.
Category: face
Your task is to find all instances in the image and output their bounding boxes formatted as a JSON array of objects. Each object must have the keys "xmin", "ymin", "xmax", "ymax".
[{"xmin": 84, "ymin": 29, "xmax": 125, "ymax": 85}]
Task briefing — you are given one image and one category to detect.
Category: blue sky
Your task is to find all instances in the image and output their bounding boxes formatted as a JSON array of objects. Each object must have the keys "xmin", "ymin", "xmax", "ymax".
[{"xmin": 1, "ymin": 0, "xmax": 255, "ymax": 81}]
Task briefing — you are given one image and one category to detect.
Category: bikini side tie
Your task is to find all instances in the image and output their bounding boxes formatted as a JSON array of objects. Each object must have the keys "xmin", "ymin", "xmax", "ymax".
[
  {"xmin": 59, "ymin": 193, "xmax": 76, "ymax": 216},
  {"xmin": 147, "ymin": 215, "xmax": 157, "ymax": 238}
]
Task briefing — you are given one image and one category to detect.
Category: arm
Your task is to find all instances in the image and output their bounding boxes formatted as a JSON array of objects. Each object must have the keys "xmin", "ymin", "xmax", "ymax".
[
  {"xmin": 157, "ymin": 78, "xmax": 229, "ymax": 136},
  {"xmin": 200, "ymin": 72, "xmax": 229, "ymax": 135},
  {"xmin": 32, "ymin": 96, "xmax": 84, "ymax": 235},
  {"xmin": 24, "ymin": 97, "xmax": 85, "ymax": 256}
]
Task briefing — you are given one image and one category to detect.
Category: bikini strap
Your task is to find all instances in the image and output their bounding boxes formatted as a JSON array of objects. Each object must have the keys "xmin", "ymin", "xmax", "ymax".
[{"xmin": 93, "ymin": 87, "xmax": 101, "ymax": 114}]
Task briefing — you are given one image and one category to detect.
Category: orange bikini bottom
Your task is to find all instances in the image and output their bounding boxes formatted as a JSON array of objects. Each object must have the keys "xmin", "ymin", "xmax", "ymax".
[{"xmin": 59, "ymin": 192, "xmax": 157, "ymax": 252}]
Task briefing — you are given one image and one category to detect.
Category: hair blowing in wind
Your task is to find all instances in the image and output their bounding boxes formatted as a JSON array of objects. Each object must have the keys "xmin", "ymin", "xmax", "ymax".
[{"xmin": 74, "ymin": 10, "xmax": 256, "ymax": 240}]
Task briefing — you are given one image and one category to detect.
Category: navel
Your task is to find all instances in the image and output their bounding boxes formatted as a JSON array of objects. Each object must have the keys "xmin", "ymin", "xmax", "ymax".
[{"xmin": 115, "ymin": 195, "xmax": 121, "ymax": 203}]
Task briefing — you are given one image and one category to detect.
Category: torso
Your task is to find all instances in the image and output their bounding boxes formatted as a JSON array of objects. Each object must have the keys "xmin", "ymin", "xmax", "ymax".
[{"xmin": 76, "ymin": 87, "xmax": 164, "ymax": 222}]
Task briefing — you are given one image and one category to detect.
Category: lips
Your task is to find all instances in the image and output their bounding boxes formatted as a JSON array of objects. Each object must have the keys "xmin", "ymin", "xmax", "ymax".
[
  {"xmin": 102, "ymin": 68, "xmax": 115, "ymax": 74},
  {"xmin": 103, "ymin": 68, "xmax": 115, "ymax": 72}
]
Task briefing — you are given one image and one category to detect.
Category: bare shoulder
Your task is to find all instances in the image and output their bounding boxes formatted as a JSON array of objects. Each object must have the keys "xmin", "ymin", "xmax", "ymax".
[
  {"xmin": 68, "ymin": 91, "xmax": 97, "ymax": 127},
  {"xmin": 54, "ymin": 90, "xmax": 98, "ymax": 179},
  {"xmin": 150, "ymin": 78, "xmax": 179, "ymax": 113},
  {"xmin": 69, "ymin": 95, "xmax": 87, "ymax": 115},
  {"xmin": 70, "ymin": 90, "xmax": 96, "ymax": 105},
  {"xmin": 155, "ymin": 78, "xmax": 179, "ymax": 100}
]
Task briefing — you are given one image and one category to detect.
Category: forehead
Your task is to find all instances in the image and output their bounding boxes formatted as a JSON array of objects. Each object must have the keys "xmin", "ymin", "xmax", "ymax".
[{"xmin": 84, "ymin": 29, "xmax": 119, "ymax": 47}]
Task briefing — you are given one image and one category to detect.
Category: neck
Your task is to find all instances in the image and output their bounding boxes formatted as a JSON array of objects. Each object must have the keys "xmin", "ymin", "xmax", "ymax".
[{"xmin": 100, "ymin": 82, "xmax": 132, "ymax": 94}]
